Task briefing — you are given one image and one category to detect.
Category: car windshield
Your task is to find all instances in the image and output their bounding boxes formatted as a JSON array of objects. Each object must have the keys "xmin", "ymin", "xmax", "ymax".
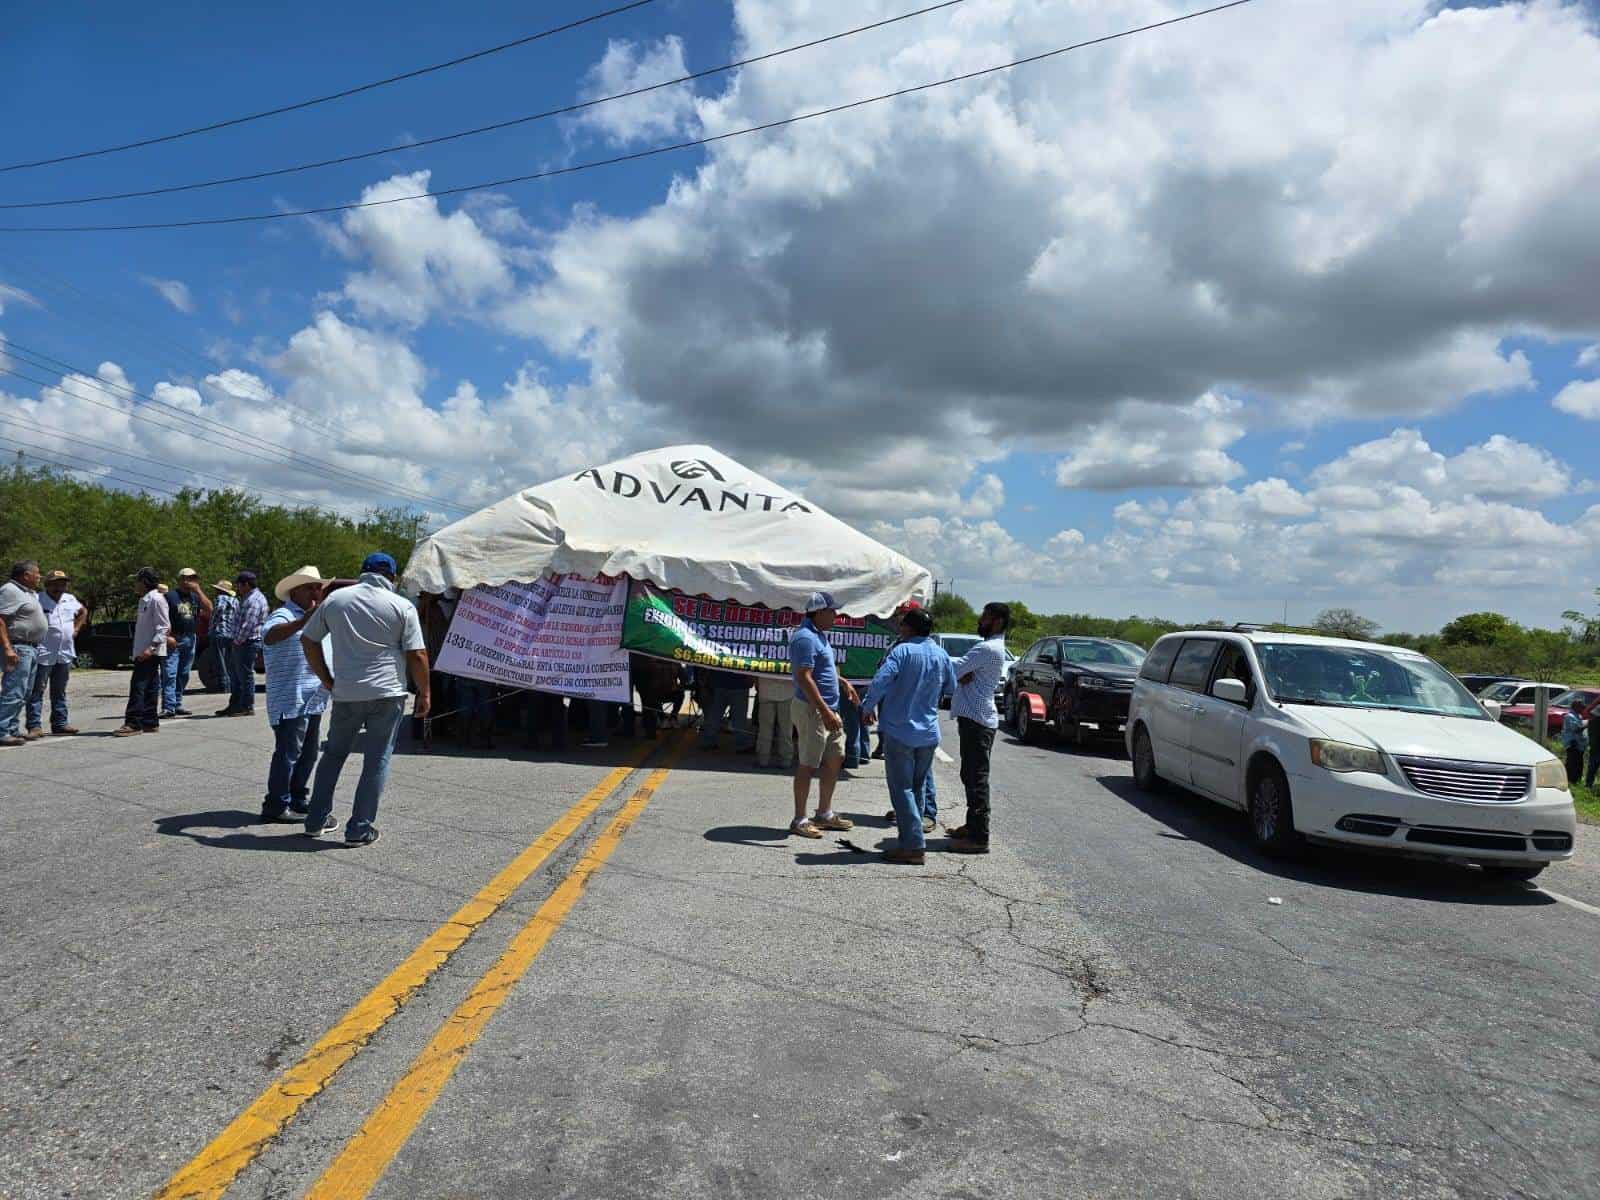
[
  {"xmin": 1479, "ymin": 682, "xmax": 1523, "ymax": 702},
  {"xmin": 1255, "ymin": 643, "xmax": 1488, "ymax": 718},
  {"xmin": 1058, "ymin": 639, "xmax": 1144, "ymax": 667},
  {"xmin": 1552, "ymin": 690, "xmax": 1593, "ymax": 708},
  {"xmin": 939, "ymin": 636, "xmax": 981, "ymax": 658}
]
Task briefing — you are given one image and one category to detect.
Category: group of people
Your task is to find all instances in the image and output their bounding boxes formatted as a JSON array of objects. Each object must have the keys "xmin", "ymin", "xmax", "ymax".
[
  {"xmin": 786, "ymin": 591, "xmax": 1011, "ymax": 864},
  {"xmin": 0, "ymin": 561, "xmax": 86, "ymax": 746},
  {"xmin": 1558, "ymin": 697, "xmax": 1600, "ymax": 791}
]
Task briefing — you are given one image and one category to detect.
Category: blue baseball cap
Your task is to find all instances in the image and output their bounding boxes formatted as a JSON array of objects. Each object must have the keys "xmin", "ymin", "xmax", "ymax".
[
  {"xmin": 362, "ymin": 552, "xmax": 399, "ymax": 576},
  {"xmin": 805, "ymin": 590, "xmax": 838, "ymax": 613}
]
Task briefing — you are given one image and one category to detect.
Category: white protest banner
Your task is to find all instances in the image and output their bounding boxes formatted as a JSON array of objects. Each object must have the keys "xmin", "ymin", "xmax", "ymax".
[{"xmin": 436, "ymin": 574, "xmax": 631, "ymax": 702}]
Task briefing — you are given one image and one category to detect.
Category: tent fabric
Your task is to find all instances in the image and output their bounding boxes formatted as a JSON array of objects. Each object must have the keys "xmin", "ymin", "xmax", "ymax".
[{"xmin": 401, "ymin": 445, "xmax": 933, "ymax": 618}]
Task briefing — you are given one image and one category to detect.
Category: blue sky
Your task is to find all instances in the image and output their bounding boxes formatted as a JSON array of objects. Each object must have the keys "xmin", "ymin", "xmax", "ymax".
[{"xmin": 4, "ymin": 1, "xmax": 1600, "ymax": 634}]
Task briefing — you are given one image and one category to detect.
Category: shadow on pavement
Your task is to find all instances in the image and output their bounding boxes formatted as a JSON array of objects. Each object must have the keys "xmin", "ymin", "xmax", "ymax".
[
  {"xmin": 1094, "ymin": 773, "xmax": 1557, "ymax": 907},
  {"xmin": 155, "ymin": 809, "xmax": 342, "ymax": 852},
  {"xmin": 703, "ymin": 824, "xmax": 793, "ymax": 849}
]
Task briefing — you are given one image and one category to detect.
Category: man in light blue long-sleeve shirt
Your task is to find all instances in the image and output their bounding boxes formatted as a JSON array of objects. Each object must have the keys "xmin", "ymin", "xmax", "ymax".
[{"xmin": 861, "ymin": 607, "xmax": 955, "ymax": 863}]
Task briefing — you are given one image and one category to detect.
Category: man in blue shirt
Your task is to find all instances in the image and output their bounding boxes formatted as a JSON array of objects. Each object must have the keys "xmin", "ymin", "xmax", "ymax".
[
  {"xmin": 260, "ymin": 566, "xmax": 332, "ymax": 821},
  {"xmin": 788, "ymin": 591, "xmax": 859, "ymax": 839},
  {"xmin": 861, "ymin": 607, "xmax": 956, "ymax": 863}
]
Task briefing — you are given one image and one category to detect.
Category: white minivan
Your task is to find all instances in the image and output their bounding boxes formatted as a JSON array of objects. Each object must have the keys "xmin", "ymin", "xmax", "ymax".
[{"xmin": 1126, "ymin": 630, "xmax": 1577, "ymax": 880}]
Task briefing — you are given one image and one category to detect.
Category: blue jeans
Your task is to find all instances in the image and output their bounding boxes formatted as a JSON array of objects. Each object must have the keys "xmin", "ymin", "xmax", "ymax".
[
  {"xmin": 229, "ymin": 640, "xmax": 260, "ymax": 712},
  {"xmin": 0, "ymin": 644, "xmax": 40, "ymax": 737},
  {"xmin": 922, "ymin": 764, "xmax": 938, "ymax": 822},
  {"xmin": 699, "ymin": 688, "xmax": 751, "ymax": 748},
  {"xmin": 265, "ymin": 712, "xmax": 322, "ymax": 815},
  {"xmin": 125, "ymin": 656, "xmax": 162, "ymax": 730},
  {"xmin": 842, "ymin": 696, "xmax": 872, "ymax": 767},
  {"xmin": 211, "ymin": 636, "xmax": 233, "ymax": 697},
  {"xmin": 162, "ymin": 633, "xmax": 196, "ymax": 713},
  {"xmin": 883, "ymin": 735, "xmax": 936, "ymax": 851},
  {"xmin": 26, "ymin": 659, "xmax": 71, "ymax": 732},
  {"xmin": 306, "ymin": 697, "xmax": 406, "ymax": 838}
]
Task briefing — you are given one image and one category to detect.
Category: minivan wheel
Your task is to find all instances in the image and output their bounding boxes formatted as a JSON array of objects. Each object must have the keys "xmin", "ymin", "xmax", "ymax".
[
  {"xmin": 1477, "ymin": 862, "xmax": 1546, "ymax": 883},
  {"xmin": 1132, "ymin": 726, "xmax": 1159, "ymax": 791},
  {"xmin": 1248, "ymin": 763, "xmax": 1300, "ymax": 857}
]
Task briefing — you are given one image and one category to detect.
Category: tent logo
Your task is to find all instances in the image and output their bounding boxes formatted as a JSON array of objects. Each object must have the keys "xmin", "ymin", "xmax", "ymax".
[{"xmin": 670, "ymin": 459, "xmax": 725, "ymax": 482}]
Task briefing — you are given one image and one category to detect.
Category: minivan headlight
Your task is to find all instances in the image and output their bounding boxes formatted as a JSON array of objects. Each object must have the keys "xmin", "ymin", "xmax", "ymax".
[
  {"xmin": 1309, "ymin": 739, "xmax": 1386, "ymax": 775},
  {"xmin": 1534, "ymin": 758, "xmax": 1570, "ymax": 792}
]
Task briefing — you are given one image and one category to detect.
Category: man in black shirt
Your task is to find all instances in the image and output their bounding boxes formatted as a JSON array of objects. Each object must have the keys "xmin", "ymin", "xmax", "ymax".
[{"xmin": 162, "ymin": 568, "xmax": 212, "ymax": 718}]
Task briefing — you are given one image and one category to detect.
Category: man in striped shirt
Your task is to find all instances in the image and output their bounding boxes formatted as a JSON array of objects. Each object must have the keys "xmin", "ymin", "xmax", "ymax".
[
  {"xmin": 220, "ymin": 570, "xmax": 269, "ymax": 717},
  {"xmin": 209, "ymin": 580, "xmax": 239, "ymax": 699},
  {"xmin": 260, "ymin": 567, "xmax": 332, "ymax": 821}
]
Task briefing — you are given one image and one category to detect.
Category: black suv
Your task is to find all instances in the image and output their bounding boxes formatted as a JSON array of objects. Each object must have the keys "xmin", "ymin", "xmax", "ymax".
[{"xmin": 1004, "ymin": 636, "xmax": 1146, "ymax": 746}]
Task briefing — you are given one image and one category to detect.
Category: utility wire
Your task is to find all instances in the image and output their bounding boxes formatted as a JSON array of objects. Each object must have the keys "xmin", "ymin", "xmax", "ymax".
[
  {"xmin": 0, "ymin": 0, "xmax": 972, "ymax": 209},
  {"xmin": 0, "ymin": 434, "xmax": 189, "ymax": 497},
  {"xmin": 0, "ymin": 0, "xmax": 657, "ymax": 173},
  {"xmin": 0, "ymin": 0, "xmax": 1256, "ymax": 233},
  {"xmin": 0, "ymin": 410, "xmax": 316, "ymax": 507},
  {"xmin": 0, "ymin": 346, "xmax": 470, "ymax": 512}
]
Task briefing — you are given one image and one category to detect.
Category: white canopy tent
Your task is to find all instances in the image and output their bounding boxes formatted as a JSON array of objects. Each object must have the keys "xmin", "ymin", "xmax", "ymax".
[{"xmin": 402, "ymin": 445, "xmax": 932, "ymax": 617}]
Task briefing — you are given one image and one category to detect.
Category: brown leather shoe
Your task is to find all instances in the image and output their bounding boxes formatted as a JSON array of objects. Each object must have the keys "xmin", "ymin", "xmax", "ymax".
[
  {"xmin": 882, "ymin": 848, "xmax": 925, "ymax": 865},
  {"xmin": 0, "ymin": 735, "xmax": 25, "ymax": 748},
  {"xmin": 112, "ymin": 725, "xmax": 142, "ymax": 737},
  {"xmin": 52, "ymin": 726, "xmax": 78, "ymax": 736},
  {"xmin": 24, "ymin": 727, "xmax": 47, "ymax": 740},
  {"xmin": 947, "ymin": 837, "xmax": 990, "ymax": 854}
]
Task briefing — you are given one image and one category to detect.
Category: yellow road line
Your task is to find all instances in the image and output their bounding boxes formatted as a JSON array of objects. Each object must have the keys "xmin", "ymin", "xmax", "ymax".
[
  {"xmin": 156, "ymin": 741, "xmax": 657, "ymax": 1200},
  {"xmin": 305, "ymin": 737, "xmax": 688, "ymax": 1200}
]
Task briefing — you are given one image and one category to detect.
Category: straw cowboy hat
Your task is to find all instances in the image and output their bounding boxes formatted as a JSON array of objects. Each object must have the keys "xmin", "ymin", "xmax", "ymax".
[
  {"xmin": 275, "ymin": 565, "xmax": 326, "ymax": 602},
  {"xmin": 213, "ymin": 579, "xmax": 235, "ymax": 596}
]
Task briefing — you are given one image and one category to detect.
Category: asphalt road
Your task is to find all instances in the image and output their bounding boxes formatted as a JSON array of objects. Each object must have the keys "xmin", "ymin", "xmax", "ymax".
[{"xmin": 2, "ymin": 674, "xmax": 1596, "ymax": 1199}]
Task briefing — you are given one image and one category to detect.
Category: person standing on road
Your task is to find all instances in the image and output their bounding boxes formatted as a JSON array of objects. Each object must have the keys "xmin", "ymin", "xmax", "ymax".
[
  {"xmin": 260, "ymin": 566, "xmax": 333, "ymax": 822},
  {"xmin": 1587, "ymin": 702, "xmax": 1600, "ymax": 791},
  {"xmin": 209, "ymin": 579, "xmax": 239, "ymax": 698},
  {"xmin": 788, "ymin": 592, "xmax": 858, "ymax": 839},
  {"xmin": 115, "ymin": 567, "xmax": 171, "ymax": 737},
  {"xmin": 299, "ymin": 552, "xmax": 429, "ymax": 846},
  {"xmin": 1560, "ymin": 700, "xmax": 1588, "ymax": 789},
  {"xmin": 753, "ymin": 671, "xmax": 794, "ymax": 770},
  {"xmin": 26, "ymin": 570, "xmax": 87, "ymax": 738},
  {"xmin": 0, "ymin": 560, "xmax": 47, "ymax": 748},
  {"xmin": 698, "ymin": 668, "xmax": 753, "ymax": 751},
  {"xmin": 161, "ymin": 568, "xmax": 211, "ymax": 719},
  {"xmin": 220, "ymin": 571, "xmax": 268, "ymax": 717},
  {"xmin": 860, "ymin": 606, "xmax": 956, "ymax": 865},
  {"xmin": 945, "ymin": 603, "xmax": 1011, "ymax": 855}
]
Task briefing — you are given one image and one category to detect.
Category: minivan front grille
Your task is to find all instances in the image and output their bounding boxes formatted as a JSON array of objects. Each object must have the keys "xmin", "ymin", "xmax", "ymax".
[{"xmin": 1395, "ymin": 756, "xmax": 1530, "ymax": 803}]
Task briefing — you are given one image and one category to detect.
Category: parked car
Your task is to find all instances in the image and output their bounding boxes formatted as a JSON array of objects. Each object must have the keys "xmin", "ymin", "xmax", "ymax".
[
  {"xmin": 929, "ymin": 632, "xmax": 1016, "ymax": 707},
  {"xmin": 1126, "ymin": 630, "xmax": 1576, "ymax": 880},
  {"xmin": 1456, "ymin": 673, "xmax": 1519, "ymax": 696},
  {"xmin": 1005, "ymin": 636, "xmax": 1145, "ymax": 746},
  {"xmin": 1500, "ymin": 687, "xmax": 1600, "ymax": 737},
  {"xmin": 1477, "ymin": 680, "xmax": 1568, "ymax": 709}
]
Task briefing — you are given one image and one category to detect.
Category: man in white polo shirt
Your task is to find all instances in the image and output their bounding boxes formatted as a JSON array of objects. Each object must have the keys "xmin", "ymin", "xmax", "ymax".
[
  {"xmin": 299, "ymin": 553, "xmax": 429, "ymax": 846},
  {"xmin": 27, "ymin": 570, "xmax": 87, "ymax": 737}
]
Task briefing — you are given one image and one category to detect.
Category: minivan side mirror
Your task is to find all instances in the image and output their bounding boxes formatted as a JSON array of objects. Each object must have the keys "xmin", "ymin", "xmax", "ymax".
[
  {"xmin": 1212, "ymin": 678, "xmax": 1249, "ymax": 705},
  {"xmin": 1480, "ymin": 698, "xmax": 1502, "ymax": 721}
]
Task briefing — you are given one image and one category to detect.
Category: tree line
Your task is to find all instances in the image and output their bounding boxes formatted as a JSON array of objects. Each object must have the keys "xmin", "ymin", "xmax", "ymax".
[{"xmin": 1, "ymin": 465, "xmax": 425, "ymax": 620}]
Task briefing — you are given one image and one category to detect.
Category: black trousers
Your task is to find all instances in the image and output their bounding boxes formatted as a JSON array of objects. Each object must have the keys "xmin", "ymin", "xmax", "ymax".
[
  {"xmin": 957, "ymin": 716, "xmax": 996, "ymax": 843},
  {"xmin": 125, "ymin": 657, "xmax": 162, "ymax": 731},
  {"xmin": 1566, "ymin": 744, "xmax": 1584, "ymax": 788}
]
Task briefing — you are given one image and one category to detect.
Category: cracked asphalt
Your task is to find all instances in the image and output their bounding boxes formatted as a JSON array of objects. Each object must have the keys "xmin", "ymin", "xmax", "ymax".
[{"xmin": 2, "ymin": 675, "xmax": 1597, "ymax": 1198}]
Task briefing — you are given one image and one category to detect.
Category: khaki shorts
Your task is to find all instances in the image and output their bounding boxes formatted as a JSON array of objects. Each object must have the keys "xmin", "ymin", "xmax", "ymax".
[{"xmin": 791, "ymin": 697, "xmax": 846, "ymax": 769}]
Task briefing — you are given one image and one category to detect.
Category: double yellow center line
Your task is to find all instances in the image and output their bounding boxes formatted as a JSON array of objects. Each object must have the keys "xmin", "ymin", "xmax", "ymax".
[{"xmin": 159, "ymin": 736, "xmax": 684, "ymax": 1200}]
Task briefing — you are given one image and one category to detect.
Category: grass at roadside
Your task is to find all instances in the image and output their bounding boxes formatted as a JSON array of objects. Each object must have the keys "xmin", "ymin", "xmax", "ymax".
[{"xmin": 1569, "ymin": 780, "xmax": 1600, "ymax": 825}]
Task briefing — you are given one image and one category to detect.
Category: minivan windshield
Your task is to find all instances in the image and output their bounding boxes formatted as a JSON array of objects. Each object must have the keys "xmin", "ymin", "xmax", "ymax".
[
  {"xmin": 1059, "ymin": 639, "xmax": 1145, "ymax": 667},
  {"xmin": 1254, "ymin": 643, "xmax": 1488, "ymax": 719}
]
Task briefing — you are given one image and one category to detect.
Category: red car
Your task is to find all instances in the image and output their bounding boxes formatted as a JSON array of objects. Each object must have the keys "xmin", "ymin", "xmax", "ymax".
[{"xmin": 1499, "ymin": 687, "xmax": 1600, "ymax": 737}]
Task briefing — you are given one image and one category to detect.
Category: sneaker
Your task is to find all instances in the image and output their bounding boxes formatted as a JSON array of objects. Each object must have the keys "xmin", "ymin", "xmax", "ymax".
[
  {"xmin": 24, "ymin": 727, "xmax": 46, "ymax": 740},
  {"xmin": 813, "ymin": 813, "xmax": 854, "ymax": 831},
  {"xmin": 111, "ymin": 726, "xmax": 141, "ymax": 738},
  {"xmin": 260, "ymin": 805, "xmax": 294, "ymax": 823},
  {"xmin": 790, "ymin": 819, "xmax": 824, "ymax": 839},
  {"xmin": 288, "ymin": 802, "xmax": 310, "ymax": 816},
  {"xmin": 345, "ymin": 827, "xmax": 381, "ymax": 847},
  {"xmin": 305, "ymin": 815, "xmax": 339, "ymax": 838}
]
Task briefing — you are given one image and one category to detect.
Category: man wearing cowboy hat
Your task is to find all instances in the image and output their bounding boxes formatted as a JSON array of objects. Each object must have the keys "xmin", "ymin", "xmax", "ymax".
[
  {"xmin": 161, "ymin": 568, "xmax": 212, "ymax": 719},
  {"xmin": 209, "ymin": 579, "xmax": 239, "ymax": 699},
  {"xmin": 260, "ymin": 566, "xmax": 332, "ymax": 821},
  {"xmin": 219, "ymin": 570, "xmax": 268, "ymax": 717},
  {"xmin": 26, "ymin": 570, "xmax": 88, "ymax": 737}
]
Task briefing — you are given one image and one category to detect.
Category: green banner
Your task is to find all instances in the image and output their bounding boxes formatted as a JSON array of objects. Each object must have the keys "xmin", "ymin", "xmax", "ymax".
[{"xmin": 621, "ymin": 581, "xmax": 900, "ymax": 681}]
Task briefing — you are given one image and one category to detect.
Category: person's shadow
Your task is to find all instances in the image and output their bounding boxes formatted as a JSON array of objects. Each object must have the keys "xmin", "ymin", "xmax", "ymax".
[{"xmin": 155, "ymin": 809, "xmax": 342, "ymax": 852}]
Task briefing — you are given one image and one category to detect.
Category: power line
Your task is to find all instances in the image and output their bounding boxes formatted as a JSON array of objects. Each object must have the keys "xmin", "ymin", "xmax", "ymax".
[
  {"xmin": 0, "ymin": 345, "xmax": 470, "ymax": 512},
  {"xmin": 0, "ymin": 0, "xmax": 657, "ymax": 174},
  {"xmin": 0, "ymin": 411, "xmax": 316, "ymax": 507},
  {"xmin": 0, "ymin": 0, "xmax": 1257, "ymax": 233},
  {"xmin": 0, "ymin": 0, "xmax": 972, "ymax": 210},
  {"xmin": 0, "ymin": 434, "xmax": 189, "ymax": 498}
]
